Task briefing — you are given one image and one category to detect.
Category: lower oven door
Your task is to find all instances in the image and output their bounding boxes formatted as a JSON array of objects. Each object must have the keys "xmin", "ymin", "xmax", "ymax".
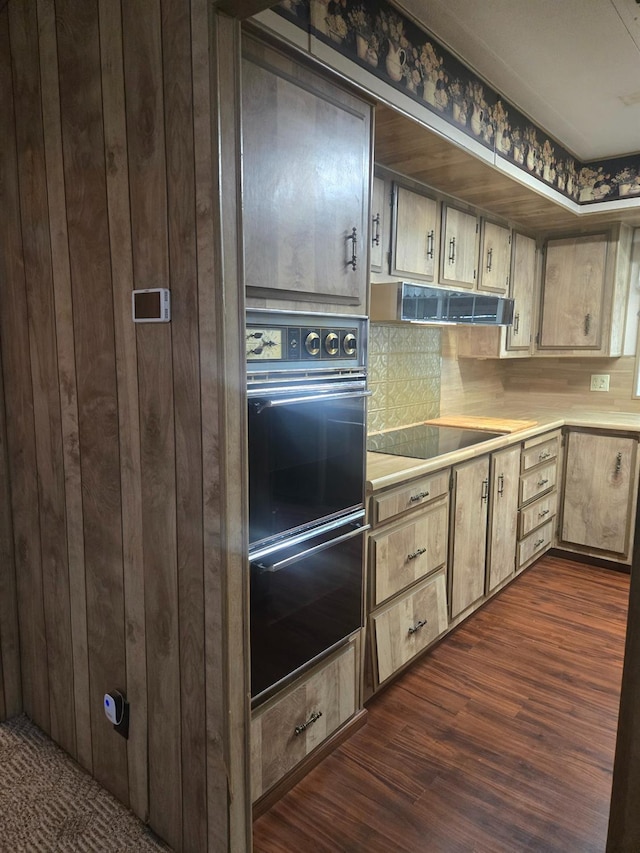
[{"xmin": 250, "ymin": 511, "xmax": 367, "ymax": 706}]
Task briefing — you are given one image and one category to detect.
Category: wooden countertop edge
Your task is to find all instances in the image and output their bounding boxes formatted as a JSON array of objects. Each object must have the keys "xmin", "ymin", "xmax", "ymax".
[{"xmin": 367, "ymin": 413, "xmax": 640, "ymax": 492}]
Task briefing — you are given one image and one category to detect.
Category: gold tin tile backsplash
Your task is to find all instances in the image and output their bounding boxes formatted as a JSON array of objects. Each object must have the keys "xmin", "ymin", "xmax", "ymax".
[{"xmin": 368, "ymin": 323, "xmax": 441, "ymax": 433}]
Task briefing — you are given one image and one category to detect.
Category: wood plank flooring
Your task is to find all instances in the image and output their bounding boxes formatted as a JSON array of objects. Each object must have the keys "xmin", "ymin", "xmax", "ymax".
[{"xmin": 253, "ymin": 555, "xmax": 630, "ymax": 853}]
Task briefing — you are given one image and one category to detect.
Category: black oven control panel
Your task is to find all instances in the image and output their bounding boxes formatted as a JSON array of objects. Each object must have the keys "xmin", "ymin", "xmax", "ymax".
[{"xmin": 246, "ymin": 310, "xmax": 366, "ymax": 370}]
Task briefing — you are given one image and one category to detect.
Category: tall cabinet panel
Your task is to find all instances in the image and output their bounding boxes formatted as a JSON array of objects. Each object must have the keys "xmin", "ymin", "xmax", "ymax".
[
  {"xmin": 506, "ymin": 232, "xmax": 536, "ymax": 351},
  {"xmin": 242, "ymin": 35, "xmax": 372, "ymax": 312},
  {"xmin": 450, "ymin": 456, "xmax": 489, "ymax": 618}
]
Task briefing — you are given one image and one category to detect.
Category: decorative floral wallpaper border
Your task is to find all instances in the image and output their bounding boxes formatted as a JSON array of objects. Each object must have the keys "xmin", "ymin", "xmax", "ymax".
[{"xmin": 274, "ymin": 0, "xmax": 640, "ymax": 205}]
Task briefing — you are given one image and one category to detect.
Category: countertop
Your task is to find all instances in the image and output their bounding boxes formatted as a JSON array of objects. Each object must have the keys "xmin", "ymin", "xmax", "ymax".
[{"xmin": 367, "ymin": 410, "xmax": 640, "ymax": 492}]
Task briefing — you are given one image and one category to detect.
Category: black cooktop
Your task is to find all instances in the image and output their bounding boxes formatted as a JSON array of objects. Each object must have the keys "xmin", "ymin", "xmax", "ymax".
[{"xmin": 367, "ymin": 424, "xmax": 504, "ymax": 460}]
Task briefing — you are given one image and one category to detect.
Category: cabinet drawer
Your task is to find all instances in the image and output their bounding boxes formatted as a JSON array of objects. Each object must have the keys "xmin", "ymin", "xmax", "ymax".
[
  {"xmin": 370, "ymin": 497, "xmax": 448, "ymax": 606},
  {"xmin": 521, "ymin": 433, "xmax": 560, "ymax": 471},
  {"xmin": 517, "ymin": 519, "xmax": 554, "ymax": 568},
  {"xmin": 251, "ymin": 641, "xmax": 356, "ymax": 801},
  {"xmin": 372, "ymin": 469, "xmax": 450, "ymax": 525},
  {"xmin": 372, "ymin": 568, "xmax": 448, "ymax": 685},
  {"xmin": 519, "ymin": 461, "xmax": 557, "ymax": 505},
  {"xmin": 519, "ymin": 491, "xmax": 558, "ymax": 538}
]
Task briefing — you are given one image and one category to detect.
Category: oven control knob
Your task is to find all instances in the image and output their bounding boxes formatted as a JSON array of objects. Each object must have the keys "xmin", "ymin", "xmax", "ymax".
[
  {"xmin": 343, "ymin": 332, "xmax": 357, "ymax": 356},
  {"xmin": 305, "ymin": 331, "xmax": 321, "ymax": 356},
  {"xmin": 324, "ymin": 332, "xmax": 339, "ymax": 356}
]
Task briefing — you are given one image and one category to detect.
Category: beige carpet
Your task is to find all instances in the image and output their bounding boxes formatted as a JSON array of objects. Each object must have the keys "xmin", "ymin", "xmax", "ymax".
[{"xmin": 0, "ymin": 714, "xmax": 171, "ymax": 852}]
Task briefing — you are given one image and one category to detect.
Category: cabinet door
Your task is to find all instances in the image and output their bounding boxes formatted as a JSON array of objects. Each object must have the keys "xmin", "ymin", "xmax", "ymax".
[
  {"xmin": 450, "ymin": 456, "xmax": 489, "ymax": 618},
  {"xmin": 506, "ymin": 232, "xmax": 536, "ymax": 351},
  {"xmin": 391, "ymin": 185, "xmax": 438, "ymax": 282},
  {"xmin": 561, "ymin": 431, "xmax": 637, "ymax": 555},
  {"xmin": 440, "ymin": 205, "xmax": 479, "ymax": 288},
  {"xmin": 539, "ymin": 234, "xmax": 607, "ymax": 349},
  {"xmin": 242, "ymin": 36, "xmax": 371, "ymax": 309},
  {"xmin": 370, "ymin": 176, "xmax": 387, "ymax": 273},
  {"xmin": 479, "ymin": 221, "xmax": 511, "ymax": 294},
  {"xmin": 487, "ymin": 446, "xmax": 520, "ymax": 592}
]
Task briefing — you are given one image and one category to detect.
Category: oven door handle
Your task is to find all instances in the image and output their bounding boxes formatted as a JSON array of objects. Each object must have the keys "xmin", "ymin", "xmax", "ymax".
[
  {"xmin": 254, "ymin": 523, "xmax": 370, "ymax": 574},
  {"xmin": 250, "ymin": 389, "xmax": 372, "ymax": 411}
]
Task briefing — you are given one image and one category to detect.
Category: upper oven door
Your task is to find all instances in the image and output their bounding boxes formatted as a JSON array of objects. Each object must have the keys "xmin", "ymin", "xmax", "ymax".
[{"xmin": 247, "ymin": 381, "xmax": 368, "ymax": 549}]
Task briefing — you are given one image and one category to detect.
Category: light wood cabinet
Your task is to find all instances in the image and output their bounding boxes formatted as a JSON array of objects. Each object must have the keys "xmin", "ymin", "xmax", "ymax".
[
  {"xmin": 478, "ymin": 220, "xmax": 511, "ymax": 294},
  {"xmin": 519, "ymin": 491, "xmax": 558, "ymax": 539},
  {"xmin": 486, "ymin": 445, "xmax": 520, "ymax": 592},
  {"xmin": 516, "ymin": 430, "xmax": 561, "ymax": 570},
  {"xmin": 390, "ymin": 184, "xmax": 439, "ymax": 282},
  {"xmin": 371, "ymin": 468, "xmax": 450, "ymax": 525},
  {"xmin": 450, "ymin": 455, "xmax": 489, "ymax": 618},
  {"xmin": 370, "ymin": 175, "xmax": 387, "ymax": 273},
  {"xmin": 560, "ymin": 430, "xmax": 639, "ymax": 561},
  {"xmin": 440, "ymin": 204, "xmax": 479, "ymax": 288},
  {"xmin": 242, "ymin": 35, "xmax": 371, "ymax": 312},
  {"xmin": 517, "ymin": 518, "xmax": 554, "ymax": 569},
  {"xmin": 251, "ymin": 640, "xmax": 357, "ymax": 801}
]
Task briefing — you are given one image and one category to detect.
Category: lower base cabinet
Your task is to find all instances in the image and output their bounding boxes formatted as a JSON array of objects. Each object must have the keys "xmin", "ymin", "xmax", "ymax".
[
  {"xmin": 251, "ymin": 639, "xmax": 358, "ymax": 802},
  {"xmin": 450, "ymin": 456, "xmax": 490, "ymax": 618}
]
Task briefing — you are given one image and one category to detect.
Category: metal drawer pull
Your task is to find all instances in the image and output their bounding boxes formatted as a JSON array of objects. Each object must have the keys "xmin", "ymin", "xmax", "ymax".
[
  {"xmin": 372, "ymin": 213, "xmax": 381, "ymax": 246},
  {"xmin": 347, "ymin": 227, "xmax": 358, "ymax": 271},
  {"xmin": 615, "ymin": 452, "xmax": 622, "ymax": 474},
  {"xmin": 513, "ymin": 312, "xmax": 520, "ymax": 334},
  {"xmin": 584, "ymin": 313, "xmax": 591, "ymax": 336},
  {"xmin": 498, "ymin": 473, "xmax": 504, "ymax": 496},
  {"xmin": 294, "ymin": 710, "xmax": 323, "ymax": 736},
  {"xmin": 426, "ymin": 229, "xmax": 434, "ymax": 259},
  {"xmin": 409, "ymin": 491, "xmax": 430, "ymax": 503},
  {"xmin": 448, "ymin": 236, "xmax": 456, "ymax": 264},
  {"xmin": 534, "ymin": 537, "xmax": 545, "ymax": 548},
  {"xmin": 538, "ymin": 508, "xmax": 550, "ymax": 518},
  {"xmin": 538, "ymin": 450, "xmax": 551, "ymax": 461},
  {"xmin": 486, "ymin": 247, "xmax": 493, "ymax": 272},
  {"xmin": 408, "ymin": 619, "xmax": 427, "ymax": 635},
  {"xmin": 481, "ymin": 478, "xmax": 489, "ymax": 503},
  {"xmin": 407, "ymin": 547, "xmax": 427, "ymax": 561},
  {"xmin": 537, "ymin": 478, "xmax": 549, "ymax": 487}
]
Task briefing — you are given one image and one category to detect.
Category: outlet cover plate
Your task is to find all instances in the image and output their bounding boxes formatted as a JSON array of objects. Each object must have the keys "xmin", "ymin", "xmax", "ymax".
[{"xmin": 590, "ymin": 374, "xmax": 610, "ymax": 392}]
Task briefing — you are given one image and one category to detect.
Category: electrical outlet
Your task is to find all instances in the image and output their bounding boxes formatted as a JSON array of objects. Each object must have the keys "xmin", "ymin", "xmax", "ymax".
[{"xmin": 590, "ymin": 374, "xmax": 610, "ymax": 392}]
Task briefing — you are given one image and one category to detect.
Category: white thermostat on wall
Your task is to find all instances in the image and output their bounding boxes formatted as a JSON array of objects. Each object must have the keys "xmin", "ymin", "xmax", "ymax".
[{"xmin": 132, "ymin": 288, "xmax": 171, "ymax": 323}]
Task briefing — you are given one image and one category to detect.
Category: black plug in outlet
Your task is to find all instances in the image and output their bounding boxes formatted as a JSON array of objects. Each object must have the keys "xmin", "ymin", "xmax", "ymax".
[{"xmin": 103, "ymin": 690, "xmax": 130, "ymax": 740}]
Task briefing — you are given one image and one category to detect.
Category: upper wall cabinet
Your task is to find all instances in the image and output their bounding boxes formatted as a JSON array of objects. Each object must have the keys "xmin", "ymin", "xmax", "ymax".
[
  {"xmin": 478, "ymin": 220, "xmax": 511, "ymax": 295},
  {"xmin": 370, "ymin": 175, "xmax": 388, "ymax": 274},
  {"xmin": 440, "ymin": 204, "xmax": 479, "ymax": 289},
  {"xmin": 242, "ymin": 35, "xmax": 372, "ymax": 313},
  {"xmin": 536, "ymin": 226, "xmax": 632, "ymax": 357},
  {"xmin": 390, "ymin": 184, "xmax": 439, "ymax": 283}
]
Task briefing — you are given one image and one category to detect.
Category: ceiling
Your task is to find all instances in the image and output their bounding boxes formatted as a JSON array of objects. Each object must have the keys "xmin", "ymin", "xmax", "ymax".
[{"xmin": 395, "ymin": 0, "xmax": 640, "ymax": 162}]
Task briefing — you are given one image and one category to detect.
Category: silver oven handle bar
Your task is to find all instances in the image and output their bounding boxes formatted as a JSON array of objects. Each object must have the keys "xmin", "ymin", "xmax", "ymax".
[
  {"xmin": 248, "ymin": 389, "xmax": 371, "ymax": 410},
  {"xmin": 254, "ymin": 522, "xmax": 370, "ymax": 575}
]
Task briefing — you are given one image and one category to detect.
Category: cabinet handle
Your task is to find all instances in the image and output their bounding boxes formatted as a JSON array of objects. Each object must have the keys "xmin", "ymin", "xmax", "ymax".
[
  {"xmin": 408, "ymin": 618, "xmax": 427, "ymax": 635},
  {"xmin": 537, "ymin": 478, "xmax": 549, "ymax": 487},
  {"xmin": 584, "ymin": 313, "xmax": 591, "ymax": 336},
  {"xmin": 407, "ymin": 547, "xmax": 427, "ymax": 561},
  {"xmin": 538, "ymin": 450, "xmax": 551, "ymax": 461},
  {"xmin": 534, "ymin": 537, "xmax": 545, "ymax": 548},
  {"xmin": 426, "ymin": 229, "xmax": 434, "ymax": 260},
  {"xmin": 498, "ymin": 473, "xmax": 504, "ymax": 496},
  {"xmin": 294, "ymin": 710, "xmax": 323, "ymax": 736},
  {"xmin": 372, "ymin": 213, "xmax": 381, "ymax": 246},
  {"xmin": 615, "ymin": 452, "xmax": 622, "ymax": 475},
  {"xmin": 486, "ymin": 247, "xmax": 493, "ymax": 272},
  {"xmin": 409, "ymin": 490, "xmax": 430, "ymax": 503},
  {"xmin": 448, "ymin": 236, "xmax": 456, "ymax": 264},
  {"xmin": 514, "ymin": 312, "xmax": 520, "ymax": 334},
  {"xmin": 347, "ymin": 226, "xmax": 358, "ymax": 271},
  {"xmin": 538, "ymin": 508, "xmax": 550, "ymax": 518},
  {"xmin": 481, "ymin": 478, "xmax": 489, "ymax": 503}
]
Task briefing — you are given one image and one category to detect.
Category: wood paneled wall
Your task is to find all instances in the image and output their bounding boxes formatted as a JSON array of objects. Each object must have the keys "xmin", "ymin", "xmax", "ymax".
[{"xmin": 0, "ymin": 3, "xmax": 249, "ymax": 851}]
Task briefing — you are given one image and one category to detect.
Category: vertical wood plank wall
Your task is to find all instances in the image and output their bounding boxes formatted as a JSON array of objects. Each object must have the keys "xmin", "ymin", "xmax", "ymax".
[{"xmin": 0, "ymin": 2, "xmax": 249, "ymax": 851}]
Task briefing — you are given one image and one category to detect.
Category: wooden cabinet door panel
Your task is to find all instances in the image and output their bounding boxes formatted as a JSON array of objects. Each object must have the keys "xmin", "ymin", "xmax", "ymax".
[
  {"xmin": 507, "ymin": 232, "xmax": 536, "ymax": 351},
  {"xmin": 517, "ymin": 518, "xmax": 554, "ymax": 568},
  {"xmin": 370, "ymin": 176, "xmax": 387, "ymax": 272},
  {"xmin": 519, "ymin": 491, "xmax": 558, "ymax": 538},
  {"xmin": 479, "ymin": 220, "xmax": 510, "ymax": 294},
  {"xmin": 242, "ymin": 38, "xmax": 371, "ymax": 307},
  {"xmin": 562, "ymin": 431, "xmax": 637, "ymax": 555},
  {"xmin": 519, "ymin": 461, "xmax": 557, "ymax": 505},
  {"xmin": 391, "ymin": 185, "xmax": 438, "ymax": 281},
  {"xmin": 440, "ymin": 205, "xmax": 478, "ymax": 288},
  {"xmin": 539, "ymin": 234, "xmax": 607, "ymax": 349},
  {"xmin": 450, "ymin": 456, "xmax": 489, "ymax": 618},
  {"xmin": 487, "ymin": 445, "xmax": 520, "ymax": 592}
]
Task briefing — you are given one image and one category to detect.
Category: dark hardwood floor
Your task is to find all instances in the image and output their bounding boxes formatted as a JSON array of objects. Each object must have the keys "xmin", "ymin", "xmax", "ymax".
[{"xmin": 253, "ymin": 555, "xmax": 630, "ymax": 853}]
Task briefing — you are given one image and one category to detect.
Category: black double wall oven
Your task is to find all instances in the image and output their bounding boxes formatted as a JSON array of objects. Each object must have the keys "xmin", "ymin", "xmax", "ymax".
[{"xmin": 246, "ymin": 310, "xmax": 369, "ymax": 707}]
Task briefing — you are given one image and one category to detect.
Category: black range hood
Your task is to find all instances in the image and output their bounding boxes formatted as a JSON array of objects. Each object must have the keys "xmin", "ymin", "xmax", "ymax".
[{"xmin": 370, "ymin": 282, "xmax": 515, "ymax": 326}]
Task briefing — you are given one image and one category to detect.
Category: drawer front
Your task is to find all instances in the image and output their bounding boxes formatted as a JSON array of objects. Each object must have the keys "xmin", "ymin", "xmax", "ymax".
[
  {"xmin": 371, "ymin": 497, "xmax": 448, "ymax": 606},
  {"xmin": 519, "ymin": 461, "xmax": 557, "ymax": 505},
  {"xmin": 518, "ymin": 518, "xmax": 554, "ymax": 568},
  {"xmin": 372, "ymin": 568, "xmax": 448, "ymax": 685},
  {"xmin": 372, "ymin": 469, "xmax": 450, "ymax": 526},
  {"xmin": 521, "ymin": 433, "xmax": 560, "ymax": 472},
  {"xmin": 519, "ymin": 491, "xmax": 558, "ymax": 538},
  {"xmin": 251, "ymin": 641, "xmax": 356, "ymax": 801}
]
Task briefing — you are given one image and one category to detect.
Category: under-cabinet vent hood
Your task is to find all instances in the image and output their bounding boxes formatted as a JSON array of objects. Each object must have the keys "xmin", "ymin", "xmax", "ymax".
[{"xmin": 370, "ymin": 282, "xmax": 514, "ymax": 326}]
